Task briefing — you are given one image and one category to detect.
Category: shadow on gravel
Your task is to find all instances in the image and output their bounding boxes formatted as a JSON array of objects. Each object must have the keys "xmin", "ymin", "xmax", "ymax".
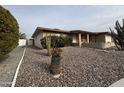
[
  {"xmin": 34, "ymin": 51, "xmax": 48, "ymax": 56},
  {"xmin": 35, "ymin": 61, "xmax": 50, "ymax": 74},
  {"xmin": 0, "ymin": 54, "xmax": 10, "ymax": 63},
  {"xmin": 28, "ymin": 46, "xmax": 42, "ymax": 50}
]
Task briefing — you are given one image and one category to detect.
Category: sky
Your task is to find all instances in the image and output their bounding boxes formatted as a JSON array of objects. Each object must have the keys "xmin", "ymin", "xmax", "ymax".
[{"xmin": 3, "ymin": 5, "xmax": 124, "ymax": 38}]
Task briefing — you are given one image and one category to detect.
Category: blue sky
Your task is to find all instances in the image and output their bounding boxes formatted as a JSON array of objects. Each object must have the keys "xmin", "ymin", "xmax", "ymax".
[{"xmin": 3, "ymin": 5, "xmax": 124, "ymax": 38}]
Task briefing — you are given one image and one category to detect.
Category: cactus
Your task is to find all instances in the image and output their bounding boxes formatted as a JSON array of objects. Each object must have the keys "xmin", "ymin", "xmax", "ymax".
[
  {"xmin": 49, "ymin": 35, "xmax": 63, "ymax": 76},
  {"xmin": 110, "ymin": 19, "xmax": 124, "ymax": 50},
  {"xmin": 49, "ymin": 48, "xmax": 63, "ymax": 75},
  {"xmin": 45, "ymin": 34, "xmax": 51, "ymax": 56}
]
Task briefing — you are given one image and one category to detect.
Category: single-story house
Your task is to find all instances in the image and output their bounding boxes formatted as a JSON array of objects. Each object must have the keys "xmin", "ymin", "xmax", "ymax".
[{"xmin": 31, "ymin": 27, "xmax": 115, "ymax": 49}]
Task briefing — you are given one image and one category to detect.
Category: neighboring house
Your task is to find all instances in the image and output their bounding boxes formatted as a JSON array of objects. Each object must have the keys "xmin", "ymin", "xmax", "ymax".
[{"xmin": 31, "ymin": 27, "xmax": 115, "ymax": 48}]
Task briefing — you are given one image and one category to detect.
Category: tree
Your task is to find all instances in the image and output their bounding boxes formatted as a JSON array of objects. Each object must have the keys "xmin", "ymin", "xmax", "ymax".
[
  {"xmin": 19, "ymin": 32, "xmax": 26, "ymax": 39},
  {"xmin": 0, "ymin": 6, "xmax": 19, "ymax": 58},
  {"xmin": 110, "ymin": 19, "xmax": 124, "ymax": 50}
]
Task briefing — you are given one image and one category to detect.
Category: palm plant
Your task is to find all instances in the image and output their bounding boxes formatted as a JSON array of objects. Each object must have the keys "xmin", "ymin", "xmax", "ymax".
[{"xmin": 110, "ymin": 19, "xmax": 124, "ymax": 50}]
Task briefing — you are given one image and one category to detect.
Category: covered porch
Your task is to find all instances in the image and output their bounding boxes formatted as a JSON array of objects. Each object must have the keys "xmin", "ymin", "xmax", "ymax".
[
  {"xmin": 71, "ymin": 31, "xmax": 113, "ymax": 48},
  {"xmin": 71, "ymin": 33, "xmax": 90, "ymax": 47}
]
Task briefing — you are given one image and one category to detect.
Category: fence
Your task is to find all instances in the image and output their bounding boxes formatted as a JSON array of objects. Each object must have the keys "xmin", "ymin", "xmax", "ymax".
[{"xmin": 18, "ymin": 39, "xmax": 26, "ymax": 46}]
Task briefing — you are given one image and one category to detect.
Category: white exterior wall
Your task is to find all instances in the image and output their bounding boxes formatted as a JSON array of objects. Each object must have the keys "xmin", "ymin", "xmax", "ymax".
[
  {"xmin": 18, "ymin": 39, "xmax": 26, "ymax": 46},
  {"xmin": 105, "ymin": 35, "xmax": 115, "ymax": 48},
  {"xmin": 34, "ymin": 32, "xmax": 43, "ymax": 48},
  {"xmin": 105, "ymin": 35, "xmax": 112, "ymax": 43},
  {"xmin": 72, "ymin": 34, "xmax": 77, "ymax": 43}
]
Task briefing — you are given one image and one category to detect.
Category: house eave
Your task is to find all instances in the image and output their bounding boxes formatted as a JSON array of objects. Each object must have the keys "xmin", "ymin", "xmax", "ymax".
[
  {"xmin": 32, "ymin": 27, "xmax": 70, "ymax": 38},
  {"xmin": 32, "ymin": 27, "xmax": 111, "ymax": 38}
]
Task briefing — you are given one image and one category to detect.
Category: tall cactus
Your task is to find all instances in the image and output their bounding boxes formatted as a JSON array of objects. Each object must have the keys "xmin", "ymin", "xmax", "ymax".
[
  {"xmin": 110, "ymin": 19, "xmax": 124, "ymax": 50},
  {"xmin": 45, "ymin": 33, "xmax": 51, "ymax": 56}
]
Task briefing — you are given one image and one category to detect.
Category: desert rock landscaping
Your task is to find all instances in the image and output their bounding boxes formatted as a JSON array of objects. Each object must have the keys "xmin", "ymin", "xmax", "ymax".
[{"xmin": 14, "ymin": 46, "xmax": 124, "ymax": 87}]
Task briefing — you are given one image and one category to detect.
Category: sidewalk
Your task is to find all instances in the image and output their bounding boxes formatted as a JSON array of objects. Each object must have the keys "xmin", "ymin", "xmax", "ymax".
[
  {"xmin": 0, "ymin": 47, "xmax": 25, "ymax": 87},
  {"xmin": 110, "ymin": 78, "xmax": 124, "ymax": 87}
]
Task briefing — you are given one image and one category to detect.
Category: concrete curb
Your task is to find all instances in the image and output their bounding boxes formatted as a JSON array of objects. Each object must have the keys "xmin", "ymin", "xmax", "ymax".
[
  {"xmin": 110, "ymin": 78, "xmax": 124, "ymax": 87},
  {"xmin": 11, "ymin": 46, "xmax": 26, "ymax": 87}
]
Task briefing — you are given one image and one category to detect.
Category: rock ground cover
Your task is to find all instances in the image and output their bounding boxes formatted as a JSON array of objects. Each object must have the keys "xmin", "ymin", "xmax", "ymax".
[
  {"xmin": 15, "ymin": 47, "xmax": 124, "ymax": 87},
  {"xmin": 0, "ymin": 47, "xmax": 25, "ymax": 87}
]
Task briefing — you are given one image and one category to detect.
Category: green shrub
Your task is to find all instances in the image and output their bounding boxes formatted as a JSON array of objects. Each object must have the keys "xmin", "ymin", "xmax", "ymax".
[
  {"xmin": 40, "ymin": 35, "xmax": 72, "ymax": 49},
  {"xmin": 51, "ymin": 36, "xmax": 65, "ymax": 48},
  {"xmin": 40, "ymin": 37, "xmax": 46, "ymax": 48},
  {"xmin": 64, "ymin": 36, "xmax": 72, "ymax": 46},
  {"xmin": 0, "ymin": 6, "xmax": 19, "ymax": 58}
]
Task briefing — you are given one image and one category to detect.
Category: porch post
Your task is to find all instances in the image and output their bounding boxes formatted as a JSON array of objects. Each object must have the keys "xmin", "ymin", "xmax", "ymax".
[
  {"xmin": 78, "ymin": 33, "xmax": 82, "ymax": 47},
  {"xmin": 87, "ymin": 34, "xmax": 89, "ymax": 43}
]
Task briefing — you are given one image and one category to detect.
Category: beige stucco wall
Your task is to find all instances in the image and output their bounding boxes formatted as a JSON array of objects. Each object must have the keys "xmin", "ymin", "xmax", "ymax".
[
  {"xmin": 105, "ymin": 35, "xmax": 112, "ymax": 43},
  {"xmin": 104, "ymin": 35, "xmax": 115, "ymax": 48},
  {"xmin": 72, "ymin": 34, "xmax": 78, "ymax": 43},
  {"xmin": 82, "ymin": 34, "xmax": 115, "ymax": 48},
  {"xmin": 95, "ymin": 34, "xmax": 105, "ymax": 43}
]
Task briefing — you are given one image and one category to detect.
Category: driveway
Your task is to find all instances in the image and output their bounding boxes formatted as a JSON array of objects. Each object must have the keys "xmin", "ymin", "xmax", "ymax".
[{"xmin": 15, "ymin": 46, "xmax": 124, "ymax": 87}]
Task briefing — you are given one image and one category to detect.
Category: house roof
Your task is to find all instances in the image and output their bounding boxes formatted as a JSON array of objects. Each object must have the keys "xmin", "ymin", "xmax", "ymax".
[
  {"xmin": 32, "ymin": 27, "xmax": 111, "ymax": 38},
  {"xmin": 70, "ymin": 30, "xmax": 93, "ymax": 34},
  {"xmin": 32, "ymin": 27, "xmax": 70, "ymax": 37},
  {"xmin": 70, "ymin": 30, "xmax": 111, "ymax": 35}
]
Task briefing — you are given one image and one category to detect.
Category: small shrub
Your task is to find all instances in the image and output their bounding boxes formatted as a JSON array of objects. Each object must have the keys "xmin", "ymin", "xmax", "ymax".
[
  {"xmin": 64, "ymin": 36, "xmax": 72, "ymax": 46},
  {"xmin": 49, "ymin": 48, "xmax": 63, "ymax": 75},
  {"xmin": 51, "ymin": 36, "xmax": 65, "ymax": 48},
  {"xmin": 40, "ymin": 35, "xmax": 72, "ymax": 49},
  {"xmin": 40, "ymin": 37, "xmax": 46, "ymax": 48}
]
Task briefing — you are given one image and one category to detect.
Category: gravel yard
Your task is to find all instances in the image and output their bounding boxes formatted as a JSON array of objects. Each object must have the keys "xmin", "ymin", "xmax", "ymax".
[
  {"xmin": 15, "ymin": 46, "xmax": 124, "ymax": 87},
  {"xmin": 0, "ymin": 46, "xmax": 25, "ymax": 87}
]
